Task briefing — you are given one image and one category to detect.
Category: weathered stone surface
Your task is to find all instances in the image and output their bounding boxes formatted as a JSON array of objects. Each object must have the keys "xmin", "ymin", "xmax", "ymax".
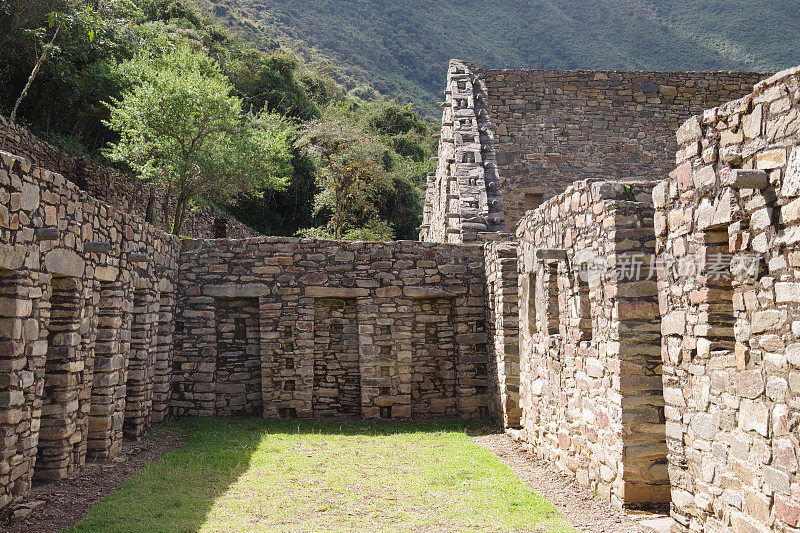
[
  {"xmin": 730, "ymin": 169, "xmax": 769, "ymax": 190},
  {"xmin": 0, "ymin": 244, "xmax": 26, "ymax": 270},
  {"xmin": 739, "ymin": 400, "xmax": 769, "ymax": 437},
  {"xmin": 657, "ymin": 69, "xmax": 800, "ymax": 533},
  {"xmin": 44, "ymin": 249, "xmax": 84, "ymax": 277},
  {"xmin": 751, "ymin": 310, "xmax": 786, "ymax": 334}
]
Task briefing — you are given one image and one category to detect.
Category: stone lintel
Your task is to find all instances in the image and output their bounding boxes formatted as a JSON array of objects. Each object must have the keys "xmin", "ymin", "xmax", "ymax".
[
  {"xmin": 730, "ymin": 169, "xmax": 769, "ymax": 189},
  {"xmin": 205, "ymin": 283, "xmax": 271, "ymax": 298},
  {"xmin": 536, "ymin": 249, "xmax": 568, "ymax": 261},
  {"xmin": 404, "ymin": 286, "xmax": 455, "ymax": 298},
  {"xmin": 304, "ymin": 286, "xmax": 369, "ymax": 298},
  {"xmin": 44, "ymin": 248, "xmax": 84, "ymax": 278}
]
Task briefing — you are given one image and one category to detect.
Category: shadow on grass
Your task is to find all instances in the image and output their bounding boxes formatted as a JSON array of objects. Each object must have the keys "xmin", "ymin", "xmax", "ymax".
[{"xmin": 69, "ymin": 417, "xmax": 557, "ymax": 533}]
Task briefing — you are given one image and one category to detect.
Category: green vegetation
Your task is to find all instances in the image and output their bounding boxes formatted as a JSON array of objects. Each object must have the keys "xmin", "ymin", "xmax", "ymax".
[
  {"xmin": 103, "ymin": 46, "xmax": 293, "ymax": 234},
  {"xmin": 70, "ymin": 418, "xmax": 574, "ymax": 532},
  {"xmin": 194, "ymin": 0, "xmax": 800, "ymax": 116},
  {"xmin": 0, "ymin": 0, "xmax": 436, "ymax": 240}
]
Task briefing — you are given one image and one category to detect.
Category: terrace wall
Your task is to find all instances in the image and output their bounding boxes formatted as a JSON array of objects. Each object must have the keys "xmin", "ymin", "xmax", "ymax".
[{"xmin": 0, "ymin": 116, "xmax": 257, "ymax": 240}]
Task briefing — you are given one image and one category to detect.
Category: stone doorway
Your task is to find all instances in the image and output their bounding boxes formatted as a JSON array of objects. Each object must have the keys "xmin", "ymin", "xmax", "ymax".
[
  {"xmin": 214, "ymin": 297, "xmax": 262, "ymax": 416},
  {"xmin": 312, "ymin": 298, "xmax": 361, "ymax": 418}
]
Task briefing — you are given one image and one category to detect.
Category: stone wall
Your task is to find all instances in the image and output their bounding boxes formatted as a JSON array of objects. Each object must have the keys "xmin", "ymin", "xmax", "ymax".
[
  {"xmin": 655, "ymin": 65, "xmax": 800, "ymax": 532},
  {"xmin": 0, "ymin": 141, "xmax": 494, "ymax": 511},
  {"xmin": 0, "ymin": 116, "xmax": 258, "ymax": 240},
  {"xmin": 172, "ymin": 238, "xmax": 490, "ymax": 421},
  {"xmin": 515, "ymin": 178, "xmax": 668, "ymax": 508},
  {"xmin": 420, "ymin": 60, "xmax": 509, "ymax": 244},
  {"xmin": 0, "ymin": 149, "xmax": 180, "ymax": 508},
  {"xmin": 484, "ymin": 240, "xmax": 521, "ymax": 427},
  {"xmin": 421, "ymin": 61, "xmax": 765, "ymax": 242}
]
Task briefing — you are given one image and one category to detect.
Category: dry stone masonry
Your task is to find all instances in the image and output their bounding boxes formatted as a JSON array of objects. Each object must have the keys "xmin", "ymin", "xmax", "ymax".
[
  {"xmin": 0, "ymin": 57, "xmax": 798, "ymax": 533},
  {"xmin": 422, "ymin": 61, "xmax": 764, "ymax": 242},
  {"xmin": 514, "ymin": 179, "xmax": 669, "ymax": 508},
  {"xmin": 0, "ymin": 127, "xmax": 492, "ymax": 512},
  {"xmin": 173, "ymin": 237, "xmax": 489, "ymax": 421},
  {"xmin": 656, "ymin": 65, "xmax": 800, "ymax": 532},
  {"xmin": 0, "ymin": 147, "xmax": 180, "ymax": 509}
]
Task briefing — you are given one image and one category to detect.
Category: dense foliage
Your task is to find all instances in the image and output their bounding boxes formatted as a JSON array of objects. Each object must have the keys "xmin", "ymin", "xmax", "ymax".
[
  {"xmin": 194, "ymin": 0, "xmax": 800, "ymax": 116},
  {"xmin": 103, "ymin": 46, "xmax": 294, "ymax": 234},
  {"xmin": 0, "ymin": 0, "xmax": 436, "ymax": 240}
]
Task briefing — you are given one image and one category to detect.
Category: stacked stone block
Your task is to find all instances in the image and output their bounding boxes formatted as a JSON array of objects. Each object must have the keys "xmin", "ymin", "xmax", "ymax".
[
  {"xmin": 656, "ymin": 65, "xmax": 800, "ymax": 532},
  {"xmin": 0, "ymin": 265, "xmax": 40, "ymax": 508},
  {"xmin": 516, "ymin": 178, "xmax": 669, "ymax": 508},
  {"xmin": 173, "ymin": 238, "xmax": 490, "ymax": 421},
  {"xmin": 421, "ymin": 63, "xmax": 765, "ymax": 242},
  {"xmin": 484, "ymin": 241, "xmax": 521, "ymax": 427},
  {"xmin": 313, "ymin": 298, "xmax": 361, "ymax": 418},
  {"xmin": 88, "ymin": 281, "xmax": 126, "ymax": 458},
  {"xmin": 420, "ymin": 60, "xmax": 507, "ymax": 243},
  {"xmin": 151, "ymin": 287, "xmax": 176, "ymax": 423},
  {"xmin": 35, "ymin": 276, "xmax": 95, "ymax": 481},
  {"xmin": 123, "ymin": 288, "xmax": 159, "ymax": 439},
  {"xmin": 411, "ymin": 297, "xmax": 457, "ymax": 417}
]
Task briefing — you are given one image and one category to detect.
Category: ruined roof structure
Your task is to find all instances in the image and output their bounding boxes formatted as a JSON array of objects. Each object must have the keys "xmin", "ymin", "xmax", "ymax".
[{"xmin": 420, "ymin": 60, "xmax": 765, "ymax": 243}]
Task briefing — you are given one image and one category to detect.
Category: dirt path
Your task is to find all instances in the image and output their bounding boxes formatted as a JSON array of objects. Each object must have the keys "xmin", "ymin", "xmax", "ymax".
[
  {"xmin": 474, "ymin": 433, "xmax": 672, "ymax": 533},
  {"xmin": 1, "ymin": 424, "xmax": 187, "ymax": 533}
]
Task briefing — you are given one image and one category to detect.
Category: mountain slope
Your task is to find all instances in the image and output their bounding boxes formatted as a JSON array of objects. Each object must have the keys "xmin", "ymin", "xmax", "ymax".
[{"xmin": 196, "ymin": 0, "xmax": 800, "ymax": 115}]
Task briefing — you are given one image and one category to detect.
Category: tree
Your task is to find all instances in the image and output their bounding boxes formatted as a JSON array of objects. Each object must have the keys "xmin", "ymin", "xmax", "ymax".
[
  {"xmin": 300, "ymin": 107, "xmax": 395, "ymax": 240},
  {"xmin": 103, "ymin": 46, "xmax": 293, "ymax": 234},
  {"xmin": 2, "ymin": 2, "xmax": 101, "ymax": 139}
]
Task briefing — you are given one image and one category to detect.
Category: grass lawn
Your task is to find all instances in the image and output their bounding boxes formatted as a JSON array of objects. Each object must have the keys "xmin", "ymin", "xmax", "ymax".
[{"xmin": 70, "ymin": 418, "xmax": 574, "ymax": 532}]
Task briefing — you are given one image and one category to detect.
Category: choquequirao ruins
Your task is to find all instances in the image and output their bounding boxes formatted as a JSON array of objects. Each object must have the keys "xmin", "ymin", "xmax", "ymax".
[{"xmin": 1, "ymin": 59, "xmax": 800, "ymax": 532}]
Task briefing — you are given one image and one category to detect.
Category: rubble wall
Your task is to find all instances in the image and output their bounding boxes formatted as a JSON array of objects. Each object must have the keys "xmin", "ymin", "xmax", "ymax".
[
  {"xmin": 656, "ymin": 65, "xmax": 800, "ymax": 532},
  {"xmin": 172, "ymin": 237, "xmax": 490, "ymax": 421},
  {"xmin": 515, "ymin": 178, "xmax": 668, "ymax": 508}
]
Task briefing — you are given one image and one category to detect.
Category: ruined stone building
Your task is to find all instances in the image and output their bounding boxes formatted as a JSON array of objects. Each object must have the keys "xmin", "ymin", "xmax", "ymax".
[
  {"xmin": 0, "ymin": 57, "xmax": 799, "ymax": 532},
  {"xmin": 420, "ymin": 60, "xmax": 761, "ymax": 243},
  {"xmin": 429, "ymin": 60, "xmax": 799, "ymax": 531}
]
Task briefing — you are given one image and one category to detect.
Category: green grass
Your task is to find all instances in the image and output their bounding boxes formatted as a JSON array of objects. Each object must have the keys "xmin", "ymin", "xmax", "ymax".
[{"xmin": 69, "ymin": 418, "xmax": 574, "ymax": 532}]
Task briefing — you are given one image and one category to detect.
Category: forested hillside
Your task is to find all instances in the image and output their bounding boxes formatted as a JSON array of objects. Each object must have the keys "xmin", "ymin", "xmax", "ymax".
[
  {"xmin": 0, "ymin": 0, "xmax": 435, "ymax": 240},
  {"xmin": 196, "ymin": 0, "xmax": 800, "ymax": 115}
]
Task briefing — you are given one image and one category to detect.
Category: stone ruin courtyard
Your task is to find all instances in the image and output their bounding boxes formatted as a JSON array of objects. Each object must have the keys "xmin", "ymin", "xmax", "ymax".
[{"xmin": 0, "ymin": 60, "xmax": 799, "ymax": 532}]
